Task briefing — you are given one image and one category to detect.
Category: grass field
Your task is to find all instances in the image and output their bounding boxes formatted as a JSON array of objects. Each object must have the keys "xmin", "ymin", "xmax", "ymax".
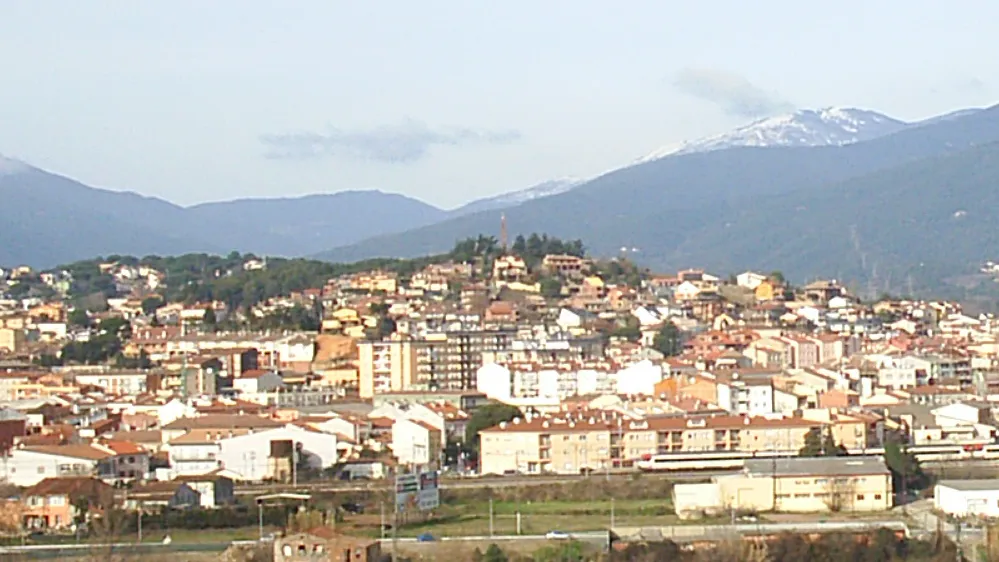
[{"xmin": 346, "ymin": 498, "xmax": 682, "ymax": 538}]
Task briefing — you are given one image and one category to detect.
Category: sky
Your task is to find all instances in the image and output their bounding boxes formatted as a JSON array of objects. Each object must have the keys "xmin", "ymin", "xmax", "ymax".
[{"xmin": 0, "ymin": 1, "xmax": 996, "ymax": 210}]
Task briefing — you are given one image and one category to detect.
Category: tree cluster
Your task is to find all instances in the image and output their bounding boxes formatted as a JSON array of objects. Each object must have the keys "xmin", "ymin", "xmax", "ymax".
[
  {"xmin": 798, "ymin": 427, "xmax": 848, "ymax": 457},
  {"xmin": 463, "ymin": 530, "xmax": 958, "ymax": 562},
  {"xmin": 510, "ymin": 233, "xmax": 585, "ymax": 268},
  {"xmin": 464, "ymin": 403, "xmax": 523, "ymax": 458}
]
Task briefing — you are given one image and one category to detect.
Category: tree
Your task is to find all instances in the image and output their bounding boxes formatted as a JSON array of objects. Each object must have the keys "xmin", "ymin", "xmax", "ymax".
[
  {"xmin": 799, "ymin": 427, "xmax": 848, "ymax": 457},
  {"xmin": 483, "ymin": 544, "xmax": 508, "ymax": 562},
  {"xmin": 202, "ymin": 308, "xmax": 217, "ymax": 327},
  {"xmin": 539, "ymin": 277, "xmax": 563, "ymax": 299},
  {"xmin": 652, "ymin": 321, "xmax": 682, "ymax": 356},
  {"xmin": 465, "ymin": 403, "xmax": 523, "ymax": 453},
  {"xmin": 884, "ymin": 434, "xmax": 929, "ymax": 496},
  {"xmin": 823, "ymin": 477, "xmax": 857, "ymax": 512},
  {"xmin": 140, "ymin": 296, "xmax": 163, "ymax": 316},
  {"xmin": 770, "ymin": 271, "xmax": 786, "ymax": 284},
  {"xmin": 68, "ymin": 308, "xmax": 90, "ymax": 328},
  {"xmin": 610, "ymin": 316, "xmax": 641, "ymax": 342}
]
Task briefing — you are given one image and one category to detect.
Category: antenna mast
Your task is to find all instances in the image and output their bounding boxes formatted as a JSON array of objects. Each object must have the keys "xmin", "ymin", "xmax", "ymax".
[{"xmin": 500, "ymin": 213, "xmax": 508, "ymax": 252}]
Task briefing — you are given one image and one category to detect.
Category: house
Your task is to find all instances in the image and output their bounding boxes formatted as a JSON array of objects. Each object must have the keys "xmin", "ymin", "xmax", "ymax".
[
  {"xmin": 126, "ymin": 481, "xmax": 201, "ymax": 510},
  {"xmin": 736, "ymin": 272, "xmax": 768, "ymax": 291},
  {"xmin": 5, "ymin": 445, "xmax": 115, "ymax": 487},
  {"xmin": 217, "ymin": 425, "xmax": 339, "ymax": 482},
  {"xmin": 99, "ymin": 440, "xmax": 151, "ymax": 480},
  {"xmin": 492, "ymin": 255, "xmax": 528, "ymax": 283},
  {"xmin": 21, "ymin": 477, "xmax": 116, "ymax": 530},
  {"xmin": 391, "ymin": 417, "xmax": 442, "ymax": 467},
  {"xmin": 275, "ymin": 530, "xmax": 381, "ymax": 562},
  {"xmin": 174, "ymin": 471, "xmax": 235, "ymax": 508},
  {"xmin": 232, "ymin": 370, "xmax": 285, "ymax": 396}
]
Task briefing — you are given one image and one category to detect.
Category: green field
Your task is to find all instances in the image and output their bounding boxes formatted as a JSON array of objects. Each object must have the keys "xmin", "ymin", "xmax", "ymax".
[{"xmin": 362, "ymin": 498, "xmax": 682, "ymax": 538}]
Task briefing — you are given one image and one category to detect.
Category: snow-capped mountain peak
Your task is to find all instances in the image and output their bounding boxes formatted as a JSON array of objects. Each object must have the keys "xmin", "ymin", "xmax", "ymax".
[
  {"xmin": 449, "ymin": 177, "xmax": 586, "ymax": 216},
  {"xmin": 638, "ymin": 107, "xmax": 907, "ymax": 162}
]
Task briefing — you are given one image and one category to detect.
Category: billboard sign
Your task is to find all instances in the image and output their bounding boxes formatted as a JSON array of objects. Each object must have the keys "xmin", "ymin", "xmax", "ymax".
[
  {"xmin": 395, "ymin": 473, "xmax": 419, "ymax": 512},
  {"xmin": 417, "ymin": 471, "xmax": 440, "ymax": 510},
  {"xmin": 395, "ymin": 471, "xmax": 439, "ymax": 512}
]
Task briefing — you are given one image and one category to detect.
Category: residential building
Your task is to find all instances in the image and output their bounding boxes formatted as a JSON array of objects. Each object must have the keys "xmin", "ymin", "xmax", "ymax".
[
  {"xmin": 217, "ymin": 425, "xmax": 339, "ymax": 482},
  {"xmin": 357, "ymin": 338, "xmax": 418, "ymax": 398},
  {"xmin": 21, "ymin": 477, "xmax": 116, "ymax": 530},
  {"xmin": 391, "ymin": 417, "xmax": 443, "ymax": 467},
  {"xmin": 4, "ymin": 445, "xmax": 115, "ymax": 486},
  {"xmin": 74, "ymin": 371, "xmax": 148, "ymax": 396},
  {"xmin": 479, "ymin": 416, "xmax": 613, "ymax": 475}
]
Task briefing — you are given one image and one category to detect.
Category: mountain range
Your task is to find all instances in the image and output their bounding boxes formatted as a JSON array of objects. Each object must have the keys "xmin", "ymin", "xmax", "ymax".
[
  {"xmin": 317, "ymin": 104, "xmax": 999, "ymax": 295},
  {"xmin": 3, "ymin": 103, "xmax": 999, "ymax": 297}
]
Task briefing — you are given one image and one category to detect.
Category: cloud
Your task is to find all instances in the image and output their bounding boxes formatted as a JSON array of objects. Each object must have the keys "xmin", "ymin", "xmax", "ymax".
[
  {"xmin": 672, "ymin": 68, "xmax": 794, "ymax": 118},
  {"xmin": 260, "ymin": 120, "xmax": 521, "ymax": 163}
]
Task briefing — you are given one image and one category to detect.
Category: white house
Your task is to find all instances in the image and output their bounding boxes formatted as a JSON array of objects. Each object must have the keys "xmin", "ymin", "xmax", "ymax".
[
  {"xmin": 217, "ymin": 425, "xmax": 338, "ymax": 482},
  {"xmin": 476, "ymin": 363, "xmax": 513, "ymax": 402},
  {"xmin": 556, "ymin": 308, "xmax": 584, "ymax": 330},
  {"xmin": 232, "ymin": 371, "xmax": 284, "ymax": 396},
  {"xmin": 614, "ymin": 360, "xmax": 665, "ymax": 396},
  {"xmin": 631, "ymin": 306, "xmax": 664, "ymax": 327},
  {"xmin": 735, "ymin": 272, "xmax": 768, "ymax": 290},
  {"xmin": 369, "ymin": 402, "xmax": 445, "ymax": 433},
  {"xmin": 4, "ymin": 445, "xmax": 114, "ymax": 487},
  {"xmin": 935, "ymin": 480, "xmax": 999, "ymax": 518},
  {"xmin": 673, "ymin": 281, "xmax": 702, "ymax": 301},
  {"xmin": 716, "ymin": 375, "xmax": 775, "ymax": 415},
  {"xmin": 167, "ymin": 433, "xmax": 222, "ymax": 477},
  {"xmin": 391, "ymin": 417, "xmax": 442, "ymax": 467}
]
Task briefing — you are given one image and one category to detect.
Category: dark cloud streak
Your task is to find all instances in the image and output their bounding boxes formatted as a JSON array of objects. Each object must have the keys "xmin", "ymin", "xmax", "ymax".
[
  {"xmin": 260, "ymin": 120, "xmax": 521, "ymax": 163},
  {"xmin": 672, "ymin": 68, "xmax": 794, "ymax": 119}
]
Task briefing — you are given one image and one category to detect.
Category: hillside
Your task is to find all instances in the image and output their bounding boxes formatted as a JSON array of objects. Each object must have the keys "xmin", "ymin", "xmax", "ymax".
[
  {"xmin": 0, "ymin": 165, "xmax": 219, "ymax": 267},
  {"xmin": 0, "ymin": 162, "xmax": 446, "ymax": 268},
  {"xmin": 664, "ymin": 140, "xmax": 999, "ymax": 295},
  {"xmin": 315, "ymin": 103, "xmax": 999, "ymax": 270},
  {"xmin": 185, "ymin": 191, "xmax": 447, "ymax": 257}
]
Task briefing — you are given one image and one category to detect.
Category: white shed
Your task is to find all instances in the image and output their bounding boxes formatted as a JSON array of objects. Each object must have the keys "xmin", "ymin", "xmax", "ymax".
[{"xmin": 934, "ymin": 480, "xmax": 999, "ymax": 518}]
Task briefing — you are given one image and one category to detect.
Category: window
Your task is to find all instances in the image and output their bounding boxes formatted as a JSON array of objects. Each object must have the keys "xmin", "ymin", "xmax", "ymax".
[
  {"xmin": 857, "ymin": 494, "xmax": 865, "ymax": 500},
  {"xmin": 875, "ymin": 494, "xmax": 882, "ymax": 500},
  {"xmin": 282, "ymin": 545, "xmax": 292, "ymax": 557},
  {"xmin": 37, "ymin": 466, "xmax": 45, "ymax": 474},
  {"xmin": 48, "ymin": 496, "xmax": 65, "ymax": 506}
]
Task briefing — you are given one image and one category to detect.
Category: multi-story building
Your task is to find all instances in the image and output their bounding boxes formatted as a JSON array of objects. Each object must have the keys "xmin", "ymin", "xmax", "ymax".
[
  {"xmin": 357, "ymin": 338, "xmax": 418, "ymax": 399},
  {"xmin": 74, "ymin": 371, "xmax": 149, "ymax": 396},
  {"xmin": 478, "ymin": 412, "xmax": 824, "ymax": 475},
  {"xmin": 479, "ymin": 416, "xmax": 612, "ymax": 475}
]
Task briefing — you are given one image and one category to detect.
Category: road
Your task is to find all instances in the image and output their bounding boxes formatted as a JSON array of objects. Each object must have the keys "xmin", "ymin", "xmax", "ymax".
[{"xmin": 232, "ymin": 470, "xmax": 732, "ymax": 496}]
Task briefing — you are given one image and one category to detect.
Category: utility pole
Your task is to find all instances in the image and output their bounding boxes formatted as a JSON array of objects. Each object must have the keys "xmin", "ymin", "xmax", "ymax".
[
  {"xmin": 292, "ymin": 442, "xmax": 298, "ymax": 488},
  {"xmin": 392, "ymin": 493, "xmax": 399, "ymax": 562},
  {"xmin": 380, "ymin": 501, "xmax": 385, "ymax": 540},
  {"xmin": 257, "ymin": 499, "xmax": 263, "ymax": 541},
  {"xmin": 610, "ymin": 497, "xmax": 615, "ymax": 530},
  {"xmin": 489, "ymin": 498, "xmax": 494, "ymax": 537},
  {"xmin": 137, "ymin": 501, "xmax": 143, "ymax": 543}
]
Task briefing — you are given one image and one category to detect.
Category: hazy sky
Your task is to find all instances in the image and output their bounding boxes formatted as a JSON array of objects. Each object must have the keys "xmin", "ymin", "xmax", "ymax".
[{"xmin": 0, "ymin": 1, "xmax": 995, "ymax": 209}]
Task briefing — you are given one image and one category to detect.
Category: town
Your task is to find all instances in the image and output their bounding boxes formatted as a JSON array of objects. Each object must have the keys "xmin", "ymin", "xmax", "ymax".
[{"xmin": 0, "ymin": 235, "xmax": 992, "ymax": 561}]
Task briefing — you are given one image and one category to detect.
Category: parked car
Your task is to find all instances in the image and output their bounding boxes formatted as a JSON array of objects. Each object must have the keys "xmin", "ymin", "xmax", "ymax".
[{"xmin": 417, "ymin": 533, "xmax": 435, "ymax": 542}]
